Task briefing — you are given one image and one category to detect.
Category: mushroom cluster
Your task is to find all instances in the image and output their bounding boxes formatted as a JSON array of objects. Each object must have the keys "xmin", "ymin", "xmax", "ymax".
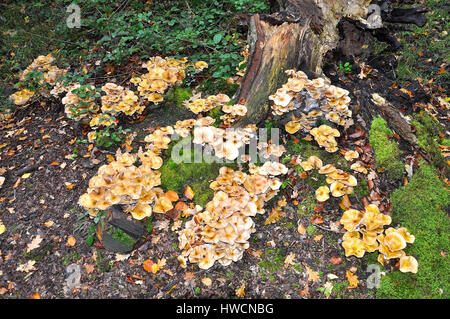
[
  {"xmin": 220, "ymin": 104, "xmax": 248, "ymax": 126},
  {"xmin": 310, "ymin": 124, "xmax": 341, "ymax": 153},
  {"xmin": 100, "ymin": 83, "xmax": 143, "ymax": 116},
  {"xmin": 20, "ymin": 54, "xmax": 67, "ymax": 87},
  {"xmin": 9, "ymin": 54, "xmax": 67, "ymax": 105},
  {"xmin": 144, "ymin": 126, "xmax": 175, "ymax": 153},
  {"xmin": 184, "ymin": 93, "xmax": 231, "ymax": 114},
  {"xmin": 340, "ymin": 204, "xmax": 417, "ymax": 273},
  {"xmin": 61, "ymin": 84, "xmax": 100, "ymax": 120},
  {"xmin": 269, "ymin": 69, "xmax": 352, "ymax": 135},
  {"xmin": 299, "ymin": 156, "xmax": 357, "ymax": 201},
  {"xmin": 9, "ymin": 89, "xmax": 35, "ymax": 106},
  {"xmin": 192, "ymin": 125, "xmax": 257, "ymax": 161},
  {"xmin": 257, "ymin": 141, "xmax": 286, "ymax": 160},
  {"xmin": 78, "ymin": 149, "xmax": 166, "ymax": 220},
  {"xmin": 89, "ymin": 112, "xmax": 116, "ymax": 127},
  {"xmin": 173, "ymin": 117, "xmax": 216, "ymax": 138},
  {"xmin": 236, "ymin": 45, "xmax": 249, "ymax": 77},
  {"xmin": 130, "ymin": 56, "xmax": 194, "ymax": 104},
  {"xmin": 178, "ymin": 164, "xmax": 287, "ymax": 269}
]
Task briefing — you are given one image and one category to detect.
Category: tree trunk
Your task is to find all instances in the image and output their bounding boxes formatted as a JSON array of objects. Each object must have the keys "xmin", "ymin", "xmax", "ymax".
[{"xmin": 234, "ymin": 0, "xmax": 372, "ymax": 126}]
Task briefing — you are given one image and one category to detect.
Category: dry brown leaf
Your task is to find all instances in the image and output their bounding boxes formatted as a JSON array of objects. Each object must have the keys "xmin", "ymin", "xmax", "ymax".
[
  {"xmin": 236, "ymin": 283, "xmax": 245, "ymax": 298},
  {"xmin": 313, "ymin": 234, "xmax": 323, "ymax": 241},
  {"xmin": 297, "ymin": 223, "xmax": 306, "ymax": 235},
  {"xmin": 284, "ymin": 252, "xmax": 296, "ymax": 269},
  {"xmin": 346, "ymin": 270, "xmax": 359, "ymax": 289},
  {"xmin": 201, "ymin": 277, "xmax": 212, "ymax": 287},
  {"xmin": 26, "ymin": 235, "xmax": 43, "ymax": 253},
  {"xmin": 304, "ymin": 264, "xmax": 320, "ymax": 282},
  {"xmin": 84, "ymin": 264, "xmax": 95, "ymax": 274}
]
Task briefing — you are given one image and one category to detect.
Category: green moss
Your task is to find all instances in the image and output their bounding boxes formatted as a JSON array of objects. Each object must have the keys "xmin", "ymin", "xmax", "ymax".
[
  {"xmin": 143, "ymin": 217, "xmax": 153, "ymax": 233},
  {"xmin": 376, "ymin": 164, "xmax": 450, "ymax": 299},
  {"xmin": 164, "ymin": 85, "xmax": 192, "ymax": 107},
  {"xmin": 207, "ymin": 106, "xmax": 224, "ymax": 127},
  {"xmin": 108, "ymin": 226, "xmax": 136, "ymax": 247},
  {"xmin": 411, "ymin": 112, "xmax": 447, "ymax": 171},
  {"xmin": 160, "ymin": 137, "xmax": 235, "ymax": 207},
  {"xmin": 258, "ymin": 248, "xmax": 285, "ymax": 279},
  {"xmin": 369, "ymin": 116, "xmax": 404, "ymax": 180},
  {"xmin": 353, "ymin": 178, "xmax": 370, "ymax": 198},
  {"xmin": 306, "ymin": 225, "xmax": 317, "ymax": 236}
]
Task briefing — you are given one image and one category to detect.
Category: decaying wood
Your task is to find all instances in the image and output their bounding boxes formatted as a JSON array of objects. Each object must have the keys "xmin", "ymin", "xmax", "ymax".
[{"xmin": 234, "ymin": 0, "xmax": 372, "ymax": 126}]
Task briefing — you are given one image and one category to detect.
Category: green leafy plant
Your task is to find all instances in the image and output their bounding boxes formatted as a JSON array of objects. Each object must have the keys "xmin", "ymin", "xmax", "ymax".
[
  {"xmin": 338, "ymin": 62, "xmax": 352, "ymax": 73},
  {"xmin": 95, "ymin": 125, "xmax": 130, "ymax": 148}
]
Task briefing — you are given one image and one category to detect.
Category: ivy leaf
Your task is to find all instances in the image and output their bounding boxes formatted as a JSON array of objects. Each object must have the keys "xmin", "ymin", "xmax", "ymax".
[{"xmin": 213, "ymin": 33, "xmax": 223, "ymax": 44}]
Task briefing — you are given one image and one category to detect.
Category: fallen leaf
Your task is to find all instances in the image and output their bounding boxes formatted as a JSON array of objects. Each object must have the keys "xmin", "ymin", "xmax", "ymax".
[
  {"xmin": 184, "ymin": 186, "xmax": 195, "ymax": 200},
  {"xmin": 339, "ymin": 195, "xmax": 351, "ymax": 210},
  {"xmin": 0, "ymin": 221, "xmax": 5, "ymax": 235},
  {"xmin": 65, "ymin": 183, "xmax": 76, "ymax": 190},
  {"xmin": 346, "ymin": 270, "xmax": 359, "ymax": 289},
  {"xmin": 304, "ymin": 264, "xmax": 320, "ymax": 282},
  {"xmin": 164, "ymin": 190, "xmax": 179, "ymax": 202},
  {"xmin": 115, "ymin": 253, "xmax": 130, "ymax": 262},
  {"xmin": 297, "ymin": 223, "xmax": 306, "ymax": 235},
  {"xmin": 284, "ymin": 252, "xmax": 296, "ymax": 269},
  {"xmin": 26, "ymin": 235, "xmax": 43, "ymax": 253},
  {"xmin": 66, "ymin": 236, "xmax": 76, "ymax": 247},
  {"xmin": 16, "ymin": 260, "xmax": 36, "ymax": 273},
  {"xmin": 236, "ymin": 283, "xmax": 245, "ymax": 298},
  {"xmin": 44, "ymin": 220, "xmax": 54, "ymax": 227},
  {"xmin": 84, "ymin": 264, "xmax": 95, "ymax": 274},
  {"xmin": 313, "ymin": 234, "xmax": 323, "ymax": 241},
  {"xmin": 184, "ymin": 272, "xmax": 195, "ymax": 280},
  {"xmin": 201, "ymin": 277, "xmax": 212, "ymax": 287},
  {"xmin": 299, "ymin": 282, "xmax": 309, "ymax": 297},
  {"xmin": 29, "ymin": 292, "xmax": 40, "ymax": 299},
  {"xmin": 329, "ymin": 256, "xmax": 342, "ymax": 265},
  {"xmin": 21, "ymin": 173, "xmax": 31, "ymax": 179},
  {"xmin": 310, "ymin": 215, "xmax": 323, "ymax": 225}
]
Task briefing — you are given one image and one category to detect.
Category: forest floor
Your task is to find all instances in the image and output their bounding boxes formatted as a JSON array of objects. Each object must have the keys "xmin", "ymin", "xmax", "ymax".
[{"xmin": 0, "ymin": 0, "xmax": 448, "ymax": 299}]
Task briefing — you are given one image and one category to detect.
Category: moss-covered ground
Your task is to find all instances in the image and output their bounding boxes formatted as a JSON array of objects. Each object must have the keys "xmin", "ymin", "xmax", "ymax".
[
  {"xmin": 160, "ymin": 137, "xmax": 236, "ymax": 207},
  {"xmin": 376, "ymin": 164, "xmax": 450, "ymax": 299},
  {"xmin": 368, "ymin": 116, "xmax": 404, "ymax": 180}
]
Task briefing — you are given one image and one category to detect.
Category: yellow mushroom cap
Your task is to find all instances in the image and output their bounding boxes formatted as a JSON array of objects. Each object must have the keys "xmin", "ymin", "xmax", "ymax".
[
  {"xmin": 363, "ymin": 209, "xmax": 392, "ymax": 231},
  {"xmin": 342, "ymin": 237, "xmax": 366, "ymax": 258},
  {"xmin": 384, "ymin": 231, "xmax": 407, "ymax": 252},
  {"xmin": 399, "ymin": 256, "xmax": 418, "ymax": 273},
  {"xmin": 128, "ymin": 202, "xmax": 153, "ymax": 220},
  {"xmin": 316, "ymin": 185, "xmax": 330, "ymax": 202},
  {"xmin": 390, "ymin": 227, "xmax": 415, "ymax": 244},
  {"xmin": 344, "ymin": 150, "xmax": 359, "ymax": 161},
  {"xmin": 285, "ymin": 121, "xmax": 301, "ymax": 134},
  {"xmin": 377, "ymin": 235, "xmax": 406, "ymax": 259},
  {"xmin": 343, "ymin": 231, "xmax": 360, "ymax": 240},
  {"xmin": 340, "ymin": 209, "xmax": 363, "ymax": 231},
  {"xmin": 319, "ymin": 164, "xmax": 336, "ymax": 175},
  {"xmin": 153, "ymin": 196, "xmax": 174, "ymax": 213},
  {"xmin": 351, "ymin": 162, "xmax": 368, "ymax": 174},
  {"xmin": 307, "ymin": 156, "xmax": 323, "ymax": 169},
  {"xmin": 330, "ymin": 181, "xmax": 346, "ymax": 197}
]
